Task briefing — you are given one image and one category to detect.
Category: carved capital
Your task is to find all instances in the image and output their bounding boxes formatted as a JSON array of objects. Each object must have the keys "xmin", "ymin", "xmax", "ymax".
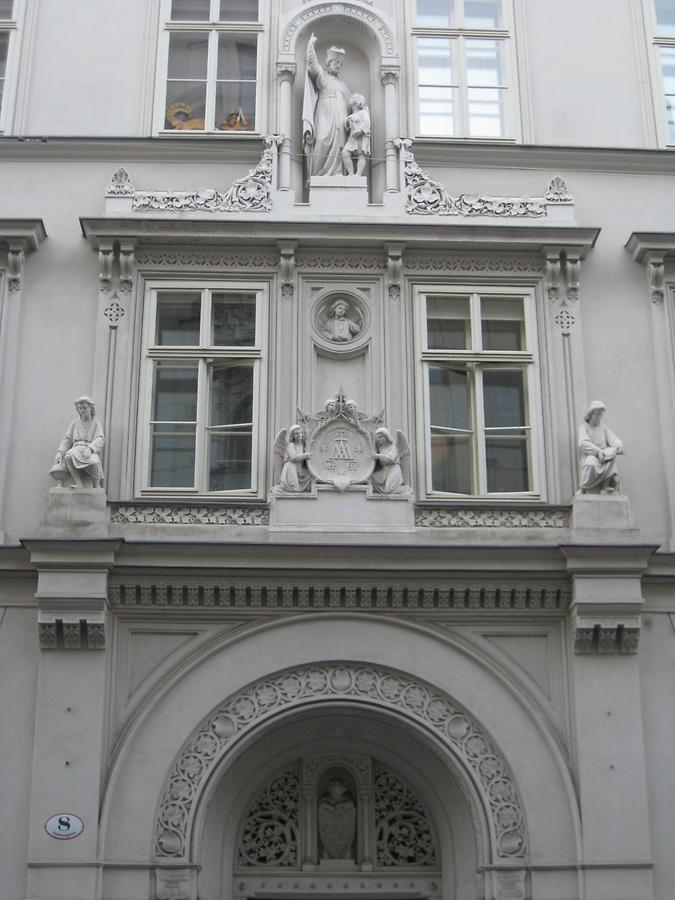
[
  {"xmin": 7, "ymin": 245, "xmax": 25, "ymax": 292},
  {"xmin": 380, "ymin": 64, "xmax": 400, "ymax": 86},
  {"xmin": 645, "ymin": 252, "xmax": 665, "ymax": 304},
  {"xmin": 278, "ymin": 239, "xmax": 298, "ymax": 299},
  {"xmin": 276, "ymin": 61, "xmax": 297, "ymax": 83}
]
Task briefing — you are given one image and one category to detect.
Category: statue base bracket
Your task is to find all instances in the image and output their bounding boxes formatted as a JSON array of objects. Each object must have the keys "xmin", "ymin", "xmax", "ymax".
[{"xmin": 308, "ymin": 175, "xmax": 369, "ymax": 213}]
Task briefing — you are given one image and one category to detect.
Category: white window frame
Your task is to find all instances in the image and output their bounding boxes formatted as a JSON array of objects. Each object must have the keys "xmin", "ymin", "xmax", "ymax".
[
  {"xmin": 646, "ymin": 0, "xmax": 675, "ymax": 146},
  {"xmin": 413, "ymin": 283, "xmax": 544, "ymax": 500},
  {"xmin": 136, "ymin": 279, "xmax": 268, "ymax": 498},
  {"xmin": 153, "ymin": 0, "xmax": 265, "ymax": 136},
  {"xmin": 0, "ymin": 0, "xmax": 22, "ymax": 134},
  {"xmin": 408, "ymin": 0, "xmax": 520, "ymax": 141}
]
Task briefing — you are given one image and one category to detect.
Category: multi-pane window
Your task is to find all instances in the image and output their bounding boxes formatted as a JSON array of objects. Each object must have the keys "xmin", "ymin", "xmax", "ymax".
[
  {"xmin": 416, "ymin": 286, "xmax": 540, "ymax": 497},
  {"xmin": 653, "ymin": 0, "xmax": 675, "ymax": 143},
  {"xmin": 412, "ymin": 0, "xmax": 513, "ymax": 138},
  {"xmin": 0, "ymin": 0, "xmax": 17, "ymax": 129},
  {"xmin": 159, "ymin": 0, "xmax": 261, "ymax": 133},
  {"xmin": 138, "ymin": 283, "xmax": 267, "ymax": 495}
]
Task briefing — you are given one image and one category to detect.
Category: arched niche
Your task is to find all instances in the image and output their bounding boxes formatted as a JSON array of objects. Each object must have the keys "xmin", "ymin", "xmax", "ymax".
[
  {"xmin": 197, "ymin": 706, "xmax": 480, "ymax": 900},
  {"xmin": 276, "ymin": 2, "xmax": 399, "ymax": 201}
]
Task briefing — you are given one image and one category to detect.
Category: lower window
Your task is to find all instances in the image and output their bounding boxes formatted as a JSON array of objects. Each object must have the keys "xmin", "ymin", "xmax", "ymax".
[
  {"xmin": 137, "ymin": 282, "xmax": 267, "ymax": 496},
  {"xmin": 416, "ymin": 285, "xmax": 541, "ymax": 498}
]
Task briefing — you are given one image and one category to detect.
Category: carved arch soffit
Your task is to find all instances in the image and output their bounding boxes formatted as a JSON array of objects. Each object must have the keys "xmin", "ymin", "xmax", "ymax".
[
  {"xmin": 280, "ymin": 1, "xmax": 397, "ymax": 58},
  {"xmin": 154, "ymin": 663, "xmax": 528, "ymax": 863}
]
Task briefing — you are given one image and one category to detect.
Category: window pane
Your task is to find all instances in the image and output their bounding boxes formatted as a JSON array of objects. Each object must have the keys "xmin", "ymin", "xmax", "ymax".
[
  {"xmin": 165, "ymin": 82, "xmax": 207, "ymax": 129},
  {"xmin": 431, "ymin": 435, "xmax": 472, "ymax": 493},
  {"xmin": 152, "ymin": 362, "xmax": 199, "ymax": 422},
  {"xmin": 467, "ymin": 86, "xmax": 505, "ymax": 137},
  {"xmin": 212, "ymin": 293, "xmax": 256, "ymax": 345},
  {"xmin": 167, "ymin": 32, "xmax": 208, "ymax": 78},
  {"xmin": 481, "ymin": 297, "xmax": 524, "ymax": 350},
  {"xmin": 210, "ymin": 364, "xmax": 253, "ymax": 426},
  {"xmin": 429, "ymin": 366, "xmax": 470, "ymax": 430},
  {"xmin": 464, "ymin": 0, "xmax": 502, "ymax": 28},
  {"xmin": 0, "ymin": 1, "xmax": 13, "ymax": 20},
  {"xmin": 150, "ymin": 424, "xmax": 196, "ymax": 487},
  {"xmin": 483, "ymin": 369, "xmax": 526, "ymax": 427},
  {"xmin": 209, "ymin": 431, "xmax": 252, "ymax": 490},
  {"xmin": 215, "ymin": 81, "xmax": 256, "ymax": 130},
  {"xmin": 427, "ymin": 296, "xmax": 471, "ymax": 349},
  {"xmin": 417, "ymin": 37, "xmax": 455, "ymax": 85},
  {"xmin": 485, "ymin": 435, "xmax": 529, "ymax": 492},
  {"xmin": 155, "ymin": 292, "xmax": 201, "ymax": 345},
  {"xmin": 416, "ymin": 0, "xmax": 454, "ymax": 27},
  {"xmin": 655, "ymin": 0, "xmax": 675, "ymax": 36},
  {"xmin": 170, "ymin": 0, "xmax": 210, "ymax": 20},
  {"xmin": 220, "ymin": 0, "xmax": 259, "ymax": 21},
  {"xmin": 0, "ymin": 32, "xmax": 8, "ymax": 80},
  {"xmin": 217, "ymin": 34, "xmax": 257, "ymax": 80},
  {"xmin": 419, "ymin": 85, "xmax": 455, "ymax": 135},
  {"xmin": 466, "ymin": 38, "xmax": 503, "ymax": 87},
  {"xmin": 661, "ymin": 48, "xmax": 675, "ymax": 140}
]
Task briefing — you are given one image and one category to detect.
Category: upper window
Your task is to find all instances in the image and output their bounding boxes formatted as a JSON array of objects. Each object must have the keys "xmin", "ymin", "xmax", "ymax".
[
  {"xmin": 412, "ymin": 0, "xmax": 515, "ymax": 139},
  {"xmin": 157, "ymin": 0, "xmax": 262, "ymax": 134},
  {"xmin": 415, "ymin": 285, "xmax": 542, "ymax": 498},
  {"xmin": 137, "ymin": 282, "xmax": 267, "ymax": 497},
  {"xmin": 652, "ymin": 0, "xmax": 675, "ymax": 144},
  {"xmin": 0, "ymin": 0, "xmax": 18, "ymax": 131}
]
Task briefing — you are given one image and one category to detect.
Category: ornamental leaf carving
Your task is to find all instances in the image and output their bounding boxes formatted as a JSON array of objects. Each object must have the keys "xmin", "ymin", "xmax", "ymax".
[
  {"xmin": 374, "ymin": 765, "xmax": 437, "ymax": 867},
  {"xmin": 238, "ymin": 767, "xmax": 300, "ymax": 867}
]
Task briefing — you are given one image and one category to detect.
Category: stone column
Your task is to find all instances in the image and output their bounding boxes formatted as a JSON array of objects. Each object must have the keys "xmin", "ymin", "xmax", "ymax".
[
  {"xmin": 564, "ymin": 537, "xmax": 657, "ymax": 900},
  {"xmin": 380, "ymin": 66, "xmax": 400, "ymax": 193},
  {"xmin": 276, "ymin": 62, "xmax": 297, "ymax": 191},
  {"xmin": 24, "ymin": 539, "xmax": 121, "ymax": 900}
]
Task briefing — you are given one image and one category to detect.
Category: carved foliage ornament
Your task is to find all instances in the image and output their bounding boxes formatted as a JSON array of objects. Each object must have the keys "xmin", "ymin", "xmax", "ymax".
[
  {"xmin": 155, "ymin": 664, "xmax": 527, "ymax": 861},
  {"xmin": 238, "ymin": 767, "xmax": 300, "ymax": 867},
  {"xmin": 374, "ymin": 765, "xmax": 437, "ymax": 867},
  {"xmin": 131, "ymin": 136, "xmax": 282, "ymax": 213}
]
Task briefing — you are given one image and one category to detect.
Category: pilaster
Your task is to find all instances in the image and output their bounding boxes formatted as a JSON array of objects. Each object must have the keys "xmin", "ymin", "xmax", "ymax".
[{"xmin": 23, "ymin": 539, "xmax": 121, "ymax": 900}]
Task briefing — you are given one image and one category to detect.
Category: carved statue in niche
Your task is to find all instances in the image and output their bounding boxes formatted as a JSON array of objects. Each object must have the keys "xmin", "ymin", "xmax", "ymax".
[
  {"xmin": 341, "ymin": 94, "xmax": 371, "ymax": 176},
  {"xmin": 370, "ymin": 427, "xmax": 410, "ymax": 494},
  {"xmin": 322, "ymin": 297, "xmax": 362, "ymax": 342},
  {"xmin": 302, "ymin": 34, "xmax": 352, "ymax": 179},
  {"xmin": 578, "ymin": 400, "xmax": 624, "ymax": 493},
  {"xmin": 273, "ymin": 424, "xmax": 313, "ymax": 493},
  {"xmin": 318, "ymin": 778, "xmax": 356, "ymax": 861},
  {"xmin": 50, "ymin": 396, "xmax": 105, "ymax": 489}
]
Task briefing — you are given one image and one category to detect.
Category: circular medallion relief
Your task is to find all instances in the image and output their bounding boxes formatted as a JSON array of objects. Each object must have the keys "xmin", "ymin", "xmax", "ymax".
[
  {"xmin": 313, "ymin": 293, "xmax": 369, "ymax": 348},
  {"xmin": 308, "ymin": 420, "xmax": 375, "ymax": 491}
]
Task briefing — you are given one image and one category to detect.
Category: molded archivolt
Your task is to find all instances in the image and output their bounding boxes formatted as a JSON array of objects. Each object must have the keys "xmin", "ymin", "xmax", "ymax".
[
  {"xmin": 280, "ymin": 1, "xmax": 397, "ymax": 59},
  {"xmin": 154, "ymin": 663, "xmax": 528, "ymax": 863}
]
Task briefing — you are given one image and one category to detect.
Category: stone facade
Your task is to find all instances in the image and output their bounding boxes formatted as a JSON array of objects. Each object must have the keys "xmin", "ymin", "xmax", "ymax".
[{"xmin": 0, "ymin": 2, "xmax": 674, "ymax": 900}]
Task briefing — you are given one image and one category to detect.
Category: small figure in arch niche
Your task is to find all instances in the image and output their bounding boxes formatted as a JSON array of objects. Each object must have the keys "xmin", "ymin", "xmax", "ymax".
[
  {"xmin": 50, "ymin": 396, "xmax": 105, "ymax": 489},
  {"xmin": 341, "ymin": 93, "xmax": 371, "ymax": 176},
  {"xmin": 578, "ymin": 400, "xmax": 624, "ymax": 493},
  {"xmin": 322, "ymin": 298, "xmax": 361, "ymax": 342}
]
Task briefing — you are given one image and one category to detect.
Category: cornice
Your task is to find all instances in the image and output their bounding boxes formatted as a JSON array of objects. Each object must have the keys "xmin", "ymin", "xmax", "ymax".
[
  {"xmin": 2, "ymin": 137, "xmax": 675, "ymax": 175},
  {"xmin": 625, "ymin": 231, "xmax": 675, "ymax": 261},
  {"xmin": 0, "ymin": 218, "xmax": 46, "ymax": 250}
]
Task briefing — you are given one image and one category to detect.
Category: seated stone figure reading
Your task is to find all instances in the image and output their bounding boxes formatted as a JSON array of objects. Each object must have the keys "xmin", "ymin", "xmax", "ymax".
[
  {"xmin": 578, "ymin": 400, "xmax": 624, "ymax": 493},
  {"xmin": 51, "ymin": 396, "xmax": 105, "ymax": 489}
]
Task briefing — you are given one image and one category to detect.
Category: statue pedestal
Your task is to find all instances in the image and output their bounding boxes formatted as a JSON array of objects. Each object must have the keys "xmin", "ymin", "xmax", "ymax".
[
  {"xmin": 44, "ymin": 487, "xmax": 109, "ymax": 527},
  {"xmin": 308, "ymin": 175, "xmax": 369, "ymax": 213},
  {"xmin": 270, "ymin": 485, "xmax": 413, "ymax": 531},
  {"xmin": 572, "ymin": 492, "xmax": 635, "ymax": 533}
]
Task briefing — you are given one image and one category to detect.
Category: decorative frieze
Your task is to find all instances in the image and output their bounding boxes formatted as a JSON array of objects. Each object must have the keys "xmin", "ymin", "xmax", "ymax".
[
  {"xmin": 134, "ymin": 250, "xmax": 280, "ymax": 270},
  {"xmin": 573, "ymin": 622, "xmax": 640, "ymax": 655},
  {"xmin": 416, "ymin": 506, "xmax": 570, "ymax": 528},
  {"xmin": 281, "ymin": 4, "xmax": 395, "ymax": 56},
  {"xmin": 38, "ymin": 615, "xmax": 106, "ymax": 650},
  {"xmin": 156, "ymin": 664, "xmax": 527, "ymax": 860},
  {"xmin": 109, "ymin": 580, "xmax": 570, "ymax": 610},
  {"xmin": 405, "ymin": 255, "xmax": 544, "ymax": 274},
  {"xmin": 110, "ymin": 504, "xmax": 269, "ymax": 526}
]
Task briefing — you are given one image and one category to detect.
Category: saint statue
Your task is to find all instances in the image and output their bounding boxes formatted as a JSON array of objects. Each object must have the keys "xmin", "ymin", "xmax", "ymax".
[
  {"xmin": 318, "ymin": 779, "xmax": 356, "ymax": 860},
  {"xmin": 302, "ymin": 34, "xmax": 352, "ymax": 180},
  {"xmin": 50, "ymin": 396, "xmax": 105, "ymax": 489},
  {"xmin": 370, "ymin": 427, "xmax": 409, "ymax": 494},
  {"xmin": 341, "ymin": 93, "xmax": 371, "ymax": 176},
  {"xmin": 578, "ymin": 400, "xmax": 624, "ymax": 493}
]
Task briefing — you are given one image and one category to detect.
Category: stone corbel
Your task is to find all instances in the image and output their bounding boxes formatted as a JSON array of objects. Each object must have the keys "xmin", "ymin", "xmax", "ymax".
[
  {"xmin": 564, "ymin": 251, "xmax": 580, "ymax": 303},
  {"xmin": 544, "ymin": 249, "xmax": 562, "ymax": 302},
  {"xmin": 119, "ymin": 240, "xmax": 135, "ymax": 294},
  {"xmin": 645, "ymin": 251, "xmax": 665, "ymax": 304},
  {"xmin": 98, "ymin": 244, "xmax": 114, "ymax": 294},
  {"xmin": 38, "ymin": 610, "xmax": 107, "ymax": 650},
  {"xmin": 278, "ymin": 239, "xmax": 298, "ymax": 298},
  {"xmin": 7, "ymin": 243, "xmax": 26, "ymax": 292},
  {"xmin": 573, "ymin": 617, "xmax": 641, "ymax": 654},
  {"xmin": 385, "ymin": 242, "xmax": 405, "ymax": 301}
]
